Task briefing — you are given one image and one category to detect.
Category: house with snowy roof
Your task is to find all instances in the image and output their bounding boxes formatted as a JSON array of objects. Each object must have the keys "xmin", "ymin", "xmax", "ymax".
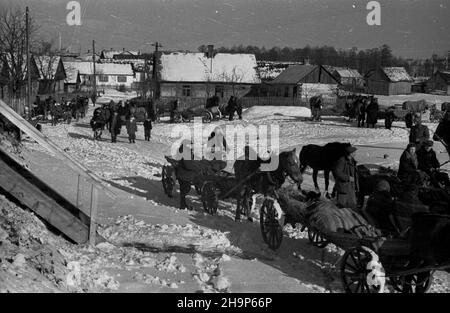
[
  {"xmin": 33, "ymin": 56, "xmax": 66, "ymax": 94},
  {"xmin": 157, "ymin": 52, "xmax": 260, "ymax": 107},
  {"xmin": 268, "ymin": 64, "xmax": 340, "ymax": 101},
  {"xmin": 365, "ymin": 67, "xmax": 413, "ymax": 95},
  {"xmin": 325, "ymin": 66, "xmax": 364, "ymax": 92},
  {"xmin": 100, "ymin": 49, "xmax": 140, "ymax": 60},
  {"xmin": 61, "ymin": 61, "xmax": 135, "ymax": 92},
  {"xmin": 0, "ymin": 53, "xmax": 40, "ymax": 98}
]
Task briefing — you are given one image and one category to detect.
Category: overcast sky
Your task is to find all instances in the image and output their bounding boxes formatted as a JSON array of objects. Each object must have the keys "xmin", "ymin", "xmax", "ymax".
[{"xmin": 1, "ymin": 0, "xmax": 449, "ymax": 59}]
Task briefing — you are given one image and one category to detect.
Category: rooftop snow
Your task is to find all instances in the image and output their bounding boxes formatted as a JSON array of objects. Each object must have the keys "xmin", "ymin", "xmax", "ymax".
[
  {"xmin": 271, "ymin": 65, "xmax": 318, "ymax": 84},
  {"xmin": 33, "ymin": 56, "xmax": 62, "ymax": 80},
  {"xmin": 332, "ymin": 67, "xmax": 362, "ymax": 79},
  {"xmin": 159, "ymin": 52, "xmax": 260, "ymax": 84},
  {"xmin": 382, "ymin": 67, "xmax": 413, "ymax": 82}
]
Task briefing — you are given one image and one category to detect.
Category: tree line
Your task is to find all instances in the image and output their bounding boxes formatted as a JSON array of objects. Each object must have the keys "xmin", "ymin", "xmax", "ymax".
[{"xmin": 198, "ymin": 44, "xmax": 449, "ymax": 77}]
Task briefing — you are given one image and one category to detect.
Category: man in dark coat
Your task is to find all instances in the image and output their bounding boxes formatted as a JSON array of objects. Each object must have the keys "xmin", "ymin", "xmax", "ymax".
[
  {"xmin": 384, "ymin": 106, "xmax": 397, "ymax": 130},
  {"xmin": 404, "ymin": 111, "xmax": 414, "ymax": 129},
  {"xmin": 126, "ymin": 115, "xmax": 137, "ymax": 143},
  {"xmin": 331, "ymin": 145, "xmax": 359, "ymax": 209},
  {"xmin": 109, "ymin": 110, "xmax": 121, "ymax": 143},
  {"xmin": 417, "ymin": 140, "xmax": 450, "ymax": 187},
  {"xmin": 355, "ymin": 96, "xmax": 366, "ymax": 128},
  {"xmin": 398, "ymin": 143, "xmax": 420, "ymax": 184},
  {"xmin": 433, "ymin": 110, "xmax": 450, "ymax": 157},
  {"xmin": 143, "ymin": 113, "xmax": 152, "ymax": 141},
  {"xmin": 409, "ymin": 113, "xmax": 430, "ymax": 150},
  {"xmin": 228, "ymin": 96, "xmax": 237, "ymax": 121},
  {"xmin": 365, "ymin": 97, "xmax": 379, "ymax": 128}
]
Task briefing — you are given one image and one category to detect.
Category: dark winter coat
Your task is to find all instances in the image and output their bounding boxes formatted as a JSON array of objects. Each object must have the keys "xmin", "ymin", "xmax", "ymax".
[
  {"xmin": 417, "ymin": 147, "xmax": 440, "ymax": 173},
  {"xmin": 366, "ymin": 101, "xmax": 379, "ymax": 125},
  {"xmin": 398, "ymin": 150, "xmax": 419, "ymax": 182},
  {"xmin": 144, "ymin": 119, "xmax": 152, "ymax": 131},
  {"xmin": 394, "ymin": 189, "xmax": 429, "ymax": 233},
  {"xmin": 126, "ymin": 118, "xmax": 137, "ymax": 135},
  {"xmin": 110, "ymin": 113, "xmax": 121, "ymax": 135},
  {"xmin": 332, "ymin": 156, "xmax": 359, "ymax": 209},
  {"xmin": 409, "ymin": 124, "xmax": 430, "ymax": 150},
  {"xmin": 384, "ymin": 110, "xmax": 397, "ymax": 129},
  {"xmin": 405, "ymin": 112, "xmax": 414, "ymax": 129}
]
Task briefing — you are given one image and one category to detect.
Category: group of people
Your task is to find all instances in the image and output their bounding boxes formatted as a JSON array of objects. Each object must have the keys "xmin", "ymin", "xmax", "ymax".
[
  {"xmin": 33, "ymin": 95, "xmax": 89, "ymax": 126},
  {"xmin": 344, "ymin": 95, "xmax": 380, "ymax": 128},
  {"xmin": 90, "ymin": 100, "xmax": 153, "ymax": 143}
]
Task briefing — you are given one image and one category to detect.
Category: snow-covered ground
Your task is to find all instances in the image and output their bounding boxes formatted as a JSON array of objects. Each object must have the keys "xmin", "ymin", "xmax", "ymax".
[{"xmin": 2, "ymin": 99, "xmax": 450, "ymax": 293}]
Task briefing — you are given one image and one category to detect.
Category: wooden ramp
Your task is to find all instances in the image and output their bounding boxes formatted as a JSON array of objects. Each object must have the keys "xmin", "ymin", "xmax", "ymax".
[
  {"xmin": 0, "ymin": 148, "xmax": 102, "ymax": 244},
  {"xmin": 0, "ymin": 99, "xmax": 116, "ymax": 245}
]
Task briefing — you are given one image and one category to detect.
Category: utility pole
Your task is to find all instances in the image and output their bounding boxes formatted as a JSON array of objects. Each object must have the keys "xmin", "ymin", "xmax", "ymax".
[
  {"xmin": 26, "ymin": 6, "xmax": 31, "ymax": 118},
  {"xmin": 151, "ymin": 42, "xmax": 162, "ymax": 100},
  {"xmin": 92, "ymin": 40, "xmax": 96, "ymax": 105}
]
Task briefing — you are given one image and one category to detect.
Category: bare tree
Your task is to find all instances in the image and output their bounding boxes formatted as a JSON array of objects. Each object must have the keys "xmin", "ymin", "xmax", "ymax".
[
  {"xmin": 33, "ymin": 40, "xmax": 62, "ymax": 94},
  {"xmin": 220, "ymin": 66, "xmax": 247, "ymax": 98},
  {"xmin": 0, "ymin": 6, "xmax": 38, "ymax": 97}
]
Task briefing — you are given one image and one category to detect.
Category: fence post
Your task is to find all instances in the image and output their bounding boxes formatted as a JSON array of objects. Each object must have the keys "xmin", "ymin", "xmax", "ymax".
[
  {"xmin": 76, "ymin": 174, "xmax": 81, "ymax": 209},
  {"xmin": 89, "ymin": 184, "xmax": 99, "ymax": 246}
]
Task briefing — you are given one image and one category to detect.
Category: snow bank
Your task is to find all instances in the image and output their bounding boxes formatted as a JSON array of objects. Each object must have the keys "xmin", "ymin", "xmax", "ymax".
[{"xmin": 243, "ymin": 106, "xmax": 311, "ymax": 120}]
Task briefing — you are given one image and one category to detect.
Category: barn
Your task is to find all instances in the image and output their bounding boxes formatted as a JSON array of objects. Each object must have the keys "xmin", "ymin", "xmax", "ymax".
[
  {"xmin": 365, "ymin": 67, "xmax": 413, "ymax": 95},
  {"xmin": 158, "ymin": 52, "xmax": 260, "ymax": 108},
  {"xmin": 426, "ymin": 70, "xmax": 450, "ymax": 95},
  {"xmin": 268, "ymin": 64, "xmax": 340, "ymax": 101},
  {"xmin": 33, "ymin": 56, "xmax": 66, "ymax": 94},
  {"xmin": 326, "ymin": 66, "xmax": 364, "ymax": 92}
]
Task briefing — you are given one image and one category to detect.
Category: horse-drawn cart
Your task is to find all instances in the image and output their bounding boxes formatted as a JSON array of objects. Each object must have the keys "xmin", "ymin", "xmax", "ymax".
[
  {"xmin": 162, "ymin": 155, "xmax": 255, "ymax": 215},
  {"xmin": 260, "ymin": 195, "xmax": 450, "ymax": 293}
]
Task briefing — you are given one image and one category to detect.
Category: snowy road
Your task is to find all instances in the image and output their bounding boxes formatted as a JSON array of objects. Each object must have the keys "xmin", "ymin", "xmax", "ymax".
[{"xmin": 16, "ymin": 103, "xmax": 450, "ymax": 293}]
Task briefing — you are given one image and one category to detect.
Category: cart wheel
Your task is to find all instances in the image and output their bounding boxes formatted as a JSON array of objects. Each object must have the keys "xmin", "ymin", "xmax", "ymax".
[
  {"xmin": 202, "ymin": 111, "xmax": 212, "ymax": 123},
  {"xmin": 341, "ymin": 246, "xmax": 382, "ymax": 293},
  {"xmin": 161, "ymin": 166, "xmax": 174, "ymax": 197},
  {"xmin": 307, "ymin": 228, "xmax": 329, "ymax": 248},
  {"xmin": 201, "ymin": 182, "xmax": 218, "ymax": 215},
  {"xmin": 396, "ymin": 272, "xmax": 433, "ymax": 293},
  {"xmin": 260, "ymin": 199, "xmax": 283, "ymax": 250}
]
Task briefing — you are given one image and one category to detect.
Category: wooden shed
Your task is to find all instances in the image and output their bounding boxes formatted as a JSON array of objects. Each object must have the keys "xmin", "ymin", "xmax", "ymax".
[
  {"xmin": 426, "ymin": 71, "xmax": 450, "ymax": 95},
  {"xmin": 365, "ymin": 67, "xmax": 413, "ymax": 95}
]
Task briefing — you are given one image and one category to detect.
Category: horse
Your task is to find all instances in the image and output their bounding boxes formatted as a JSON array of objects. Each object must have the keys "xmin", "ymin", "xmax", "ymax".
[
  {"xmin": 233, "ymin": 148, "xmax": 303, "ymax": 222},
  {"xmin": 299, "ymin": 142, "xmax": 351, "ymax": 196}
]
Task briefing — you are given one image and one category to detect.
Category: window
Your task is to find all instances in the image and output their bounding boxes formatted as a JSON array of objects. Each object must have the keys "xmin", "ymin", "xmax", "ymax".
[
  {"xmin": 215, "ymin": 85, "xmax": 224, "ymax": 98},
  {"xmin": 99, "ymin": 75, "xmax": 108, "ymax": 82},
  {"xmin": 117, "ymin": 76, "xmax": 127, "ymax": 83},
  {"xmin": 182, "ymin": 85, "xmax": 191, "ymax": 97},
  {"xmin": 284, "ymin": 86, "xmax": 290, "ymax": 98}
]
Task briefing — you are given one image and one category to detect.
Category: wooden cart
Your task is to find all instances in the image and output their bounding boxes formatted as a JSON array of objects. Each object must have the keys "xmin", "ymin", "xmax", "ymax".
[{"xmin": 259, "ymin": 197, "xmax": 450, "ymax": 293}]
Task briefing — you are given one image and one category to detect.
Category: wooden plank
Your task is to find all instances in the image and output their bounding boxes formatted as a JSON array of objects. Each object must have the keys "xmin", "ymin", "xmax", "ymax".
[
  {"xmin": 89, "ymin": 184, "xmax": 99, "ymax": 246},
  {"xmin": 0, "ymin": 99, "xmax": 116, "ymax": 199},
  {"xmin": 0, "ymin": 157, "xmax": 89, "ymax": 243}
]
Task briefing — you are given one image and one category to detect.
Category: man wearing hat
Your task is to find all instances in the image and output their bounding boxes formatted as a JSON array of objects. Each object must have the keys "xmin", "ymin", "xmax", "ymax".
[
  {"xmin": 417, "ymin": 139, "xmax": 450, "ymax": 187},
  {"xmin": 331, "ymin": 145, "xmax": 359, "ymax": 209},
  {"xmin": 409, "ymin": 113, "xmax": 430, "ymax": 150}
]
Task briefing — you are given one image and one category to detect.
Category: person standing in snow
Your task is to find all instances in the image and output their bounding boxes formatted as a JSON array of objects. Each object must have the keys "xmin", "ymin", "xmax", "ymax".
[
  {"xmin": 331, "ymin": 146, "xmax": 359, "ymax": 209},
  {"xmin": 109, "ymin": 109, "xmax": 121, "ymax": 143},
  {"xmin": 126, "ymin": 115, "xmax": 137, "ymax": 144},
  {"xmin": 384, "ymin": 106, "xmax": 397, "ymax": 130},
  {"xmin": 433, "ymin": 110, "xmax": 450, "ymax": 158},
  {"xmin": 143, "ymin": 113, "xmax": 152, "ymax": 141},
  {"xmin": 365, "ymin": 97, "xmax": 379, "ymax": 128}
]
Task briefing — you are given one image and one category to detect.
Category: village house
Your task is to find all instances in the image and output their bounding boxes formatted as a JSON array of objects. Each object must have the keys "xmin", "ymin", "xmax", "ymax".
[
  {"xmin": 158, "ymin": 52, "xmax": 260, "ymax": 107},
  {"xmin": 33, "ymin": 56, "xmax": 66, "ymax": 94},
  {"xmin": 61, "ymin": 61, "xmax": 135, "ymax": 92},
  {"xmin": 426, "ymin": 70, "xmax": 450, "ymax": 95},
  {"xmin": 61, "ymin": 61, "xmax": 82, "ymax": 93},
  {"xmin": 268, "ymin": 64, "xmax": 340, "ymax": 104},
  {"xmin": 100, "ymin": 49, "xmax": 140, "ymax": 60},
  {"xmin": 365, "ymin": 67, "xmax": 413, "ymax": 95},
  {"xmin": 325, "ymin": 66, "xmax": 364, "ymax": 92}
]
